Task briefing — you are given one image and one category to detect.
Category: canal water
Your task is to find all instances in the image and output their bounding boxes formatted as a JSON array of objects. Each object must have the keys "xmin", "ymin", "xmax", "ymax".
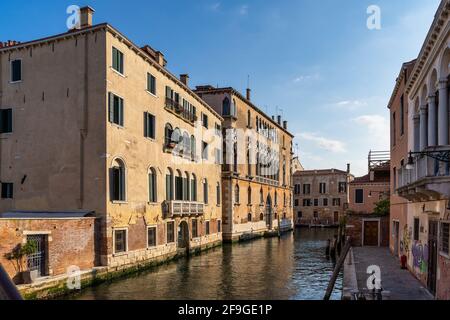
[{"xmin": 75, "ymin": 228, "xmax": 342, "ymax": 300}]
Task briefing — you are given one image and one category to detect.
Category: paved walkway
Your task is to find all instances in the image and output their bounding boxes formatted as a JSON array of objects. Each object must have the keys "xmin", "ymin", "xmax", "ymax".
[{"xmin": 352, "ymin": 247, "xmax": 434, "ymax": 300}]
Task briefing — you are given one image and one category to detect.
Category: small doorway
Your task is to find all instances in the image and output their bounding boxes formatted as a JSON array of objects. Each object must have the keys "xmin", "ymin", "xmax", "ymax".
[
  {"xmin": 26, "ymin": 235, "xmax": 47, "ymax": 277},
  {"xmin": 265, "ymin": 195, "xmax": 273, "ymax": 229},
  {"xmin": 333, "ymin": 212, "xmax": 339, "ymax": 224},
  {"xmin": 363, "ymin": 220, "xmax": 379, "ymax": 246},
  {"xmin": 178, "ymin": 221, "xmax": 190, "ymax": 252},
  {"xmin": 393, "ymin": 221, "xmax": 400, "ymax": 257},
  {"xmin": 427, "ymin": 220, "xmax": 438, "ymax": 296}
]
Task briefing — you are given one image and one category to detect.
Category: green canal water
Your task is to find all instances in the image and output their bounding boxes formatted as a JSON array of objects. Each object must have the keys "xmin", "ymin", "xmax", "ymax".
[{"xmin": 74, "ymin": 228, "xmax": 342, "ymax": 300}]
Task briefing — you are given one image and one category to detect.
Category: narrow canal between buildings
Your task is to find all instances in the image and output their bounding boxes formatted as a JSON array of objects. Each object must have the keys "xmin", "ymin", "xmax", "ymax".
[{"xmin": 75, "ymin": 228, "xmax": 342, "ymax": 300}]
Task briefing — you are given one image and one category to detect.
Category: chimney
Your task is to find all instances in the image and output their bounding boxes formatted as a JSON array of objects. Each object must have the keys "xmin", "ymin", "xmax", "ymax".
[
  {"xmin": 79, "ymin": 6, "xmax": 95, "ymax": 28},
  {"xmin": 347, "ymin": 163, "xmax": 351, "ymax": 174},
  {"xmin": 246, "ymin": 88, "xmax": 251, "ymax": 101},
  {"xmin": 155, "ymin": 51, "xmax": 166, "ymax": 67},
  {"xmin": 180, "ymin": 74, "xmax": 189, "ymax": 87},
  {"xmin": 283, "ymin": 121, "xmax": 288, "ymax": 130},
  {"xmin": 277, "ymin": 116, "xmax": 281, "ymax": 125}
]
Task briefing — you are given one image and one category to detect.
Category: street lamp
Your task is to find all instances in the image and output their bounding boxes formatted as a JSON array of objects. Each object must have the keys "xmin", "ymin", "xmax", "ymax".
[{"xmin": 405, "ymin": 149, "xmax": 450, "ymax": 170}]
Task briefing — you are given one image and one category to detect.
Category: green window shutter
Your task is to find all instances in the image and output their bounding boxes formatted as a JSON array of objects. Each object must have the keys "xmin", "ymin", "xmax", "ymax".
[
  {"xmin": 112, "ymin": 48, "xmax": 117, "ymax": 71},
  {"xmin": 108, "ymin": 93, "xmax": 114, "ymax": 123},
  {"xmin": 119, "ymin": 97, "xmax": 124, "ymax": 126},
  {"xmin": 149, "ymin": 173, "xmax": 153, "ymax": 202},
  {"xmin": 150, "ymin": 114, "xmax": 155, "ymax": 138},
  {"xmin": 144, "ymin": 112, "xmax": 148, "ymax": 137}
]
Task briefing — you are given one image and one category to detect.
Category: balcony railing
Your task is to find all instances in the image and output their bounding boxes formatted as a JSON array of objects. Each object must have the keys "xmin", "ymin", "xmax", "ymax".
[
  {"xmin": 165, "ymin": 97, "xmax": 197, "ymax": 123},
  {"xmin": 164, "ymin": 200, "xmax": 204, "ymax": 218},
  {"xmin": 398, "ymin": 147, "xmax": 450, "ymax": 189},
  {"xmin": 254, "ymin": 176, "xmax": 280, "ymax": 187}
]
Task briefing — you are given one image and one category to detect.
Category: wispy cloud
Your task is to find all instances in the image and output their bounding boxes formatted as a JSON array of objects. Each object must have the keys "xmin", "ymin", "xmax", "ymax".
[
  {"xmin": 331, "ymin": 99, "xmax": 369, "ymax": 110},
  {"xmin": 293, "ymin": 73, "xmax": 320, "ymax": 83},
  {"xmin": 352, "ymin": 115, "xmax": 389, "ymax": 147},
  {"xmin": 239, "ymin": 5, "xmax": 249, "ymax": 15},
  {"xmin": 296, "ymin": 132, "xmax": 346, "ymax": 153},
  {"xmin": 209, "ymin": 2, "xmax": 221, "ymax": 12}
]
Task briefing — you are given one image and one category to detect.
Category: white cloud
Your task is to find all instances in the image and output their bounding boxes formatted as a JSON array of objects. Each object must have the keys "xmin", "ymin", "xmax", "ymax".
[
  {"xmin": 331, "ymin": 99, "xmax": 368, "ymax": 110},
  {"xmin": 352, "ymin": 115, "xmax": 390, "ymax": 147},
  {"xmin": 209, "ymin": 2, "xmax": 221, "ymax": 12},
  {"xmin": 296, "ymin": 132, "xmax": 346, "ymax": 153},
  {"xmin": 239, "ymin": 5, "xmax": 249, "ymax": 15},
  {"xmin": 293, "ymin": 73, "xmax": 320, "ymax": 83}
]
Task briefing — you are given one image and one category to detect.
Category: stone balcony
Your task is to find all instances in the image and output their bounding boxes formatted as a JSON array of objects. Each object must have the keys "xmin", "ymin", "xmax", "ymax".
[
  {"xmin": 397, "ymin": 146, "xmax": 450, "ymax": 201},
  {"xmin": 163, "ymin": 200, "xmax": 204, "ymax": 218}
]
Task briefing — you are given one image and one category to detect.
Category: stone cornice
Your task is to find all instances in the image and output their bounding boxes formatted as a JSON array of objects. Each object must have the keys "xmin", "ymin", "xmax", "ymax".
[
  {"xmin": 406, "ymin": 0, "xmax": 450, "ymax": 96},
  {"xmin": 0, "ymin": 23, "xmax": 224, "ymax": 122}
]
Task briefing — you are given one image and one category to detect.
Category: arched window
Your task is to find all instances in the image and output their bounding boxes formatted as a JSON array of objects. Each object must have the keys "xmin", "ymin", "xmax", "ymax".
[
  {"xmin": 203, "ymin": 179, "xmax": 209, "ymax": 204},
  {"xmin": 166, "ymin": 168, "xmax": 174, "ymax": 201},
  {"xmin": 283, "ymin": 193, "xmax": 286, "ymax": 207},
  {"xmin": 275, "ymin": 192, "xmax": 278, "ymax": 206},
  {"xmin": 191, "ymin": 174, "xmax": 197, "ymax": 201},
  {"xmin": 222, "ymin": 97, "xmax": 230, "ymax": 116},
  {"xmin": 232, "ymin": 99, "xmax": 237, "ymax": 117},
  {"xmin": 165, "ymin": 123, "xmax": 173, "ymax": 146},
  {"xmin": 183, "ymin": 132, "xmax": 190, "ymax": 157},
  {"xmin": 248, "ymin": 213, "xmax": 252, "ymax": 222},
  {"xmin": 148, "ymin": 167, "xmax": 157, "ymax": 203},
  {"xmin": 247, "ymin": 187, "xmax": 252, "ymax": 205},
  {"xmin": 111, "ymin": 158, "xmax": 126, "ymax": 201},
  {"xmin": 216, "ymin": 182, "xmax": 221, "ymax": 205},
  {"xmin": 260, "ymin": 188, "xmax": 264, "ymax": 204},
  {"xmin": 260, "ymin": 213, "xmax": 264, "ymax": 221},
  {"xmin": 234, "ymin": 184, "xmax": 240, "ymax": 204},
  {"xmin": 190, "ymin": 135, "xmax": 196, "ymax": 161},
  {"xmin": 172, "ymin": 128, "xmax": 182, "ymax": 155},
  {"xmin": 233, "ymin": 142, "xmax": 238, "ymax": 172},
  {"xmin": 175, "ymin": 170, "xmax": 183, "ymax": 201},
  {"xmin": 247, "ymin": 110, "xmax": 251, "ymax": 127},
  {"xmin": 184, "ymin": 172, "xmax": 190, "ymax": 201}
]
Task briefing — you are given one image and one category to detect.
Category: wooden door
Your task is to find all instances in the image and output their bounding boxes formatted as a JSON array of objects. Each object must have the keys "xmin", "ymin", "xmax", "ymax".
[
  {"xmin": 363, "ymin": 221, "xmax": 379, "ymax": 246},
  {"xmin": 427, "ymin": 220, "xmax": 438, "ymax": 295}
]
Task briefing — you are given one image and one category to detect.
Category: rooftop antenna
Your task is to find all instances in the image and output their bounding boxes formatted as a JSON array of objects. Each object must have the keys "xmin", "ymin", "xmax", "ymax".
[
  {"xmin": 247, "ymin": 75, "xmax": 250, "ymax": 89},
  {"xmin": 295, "ymin": 143, "xmax": 299, "ymax": 158}
]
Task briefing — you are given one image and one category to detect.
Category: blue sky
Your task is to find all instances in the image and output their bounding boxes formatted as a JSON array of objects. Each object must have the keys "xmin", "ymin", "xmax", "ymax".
[{"xmin": 0, "ymin": 0, "xmax": 441, "ymax": 176}]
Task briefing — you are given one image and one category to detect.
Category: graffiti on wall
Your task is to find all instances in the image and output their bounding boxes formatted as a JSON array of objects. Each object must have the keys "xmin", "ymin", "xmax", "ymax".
[
  {"xmin": 401, "ymin": 224, "xmax": 411, "ymax": 255},
  {"xmin": 412, "ymin": 241, "xmax": 428, "ymax": 274}
]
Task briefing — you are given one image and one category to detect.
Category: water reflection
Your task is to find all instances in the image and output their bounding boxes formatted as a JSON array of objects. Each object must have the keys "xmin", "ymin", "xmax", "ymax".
[{"xmin": 75, "ymin": 228, "xmax": 342, "ymax": 300}]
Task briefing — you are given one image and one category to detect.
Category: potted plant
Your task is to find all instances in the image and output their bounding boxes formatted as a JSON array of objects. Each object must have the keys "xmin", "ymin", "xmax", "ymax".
[{"xmin": 4, "ymin": 240, "xmax": 38, "ymax": 284}]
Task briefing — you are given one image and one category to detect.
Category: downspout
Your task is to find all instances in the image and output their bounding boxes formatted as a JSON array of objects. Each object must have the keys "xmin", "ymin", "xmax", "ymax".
[{"xmin": 79, "ymin": 34, "xmax": 89, "ymax": 208}]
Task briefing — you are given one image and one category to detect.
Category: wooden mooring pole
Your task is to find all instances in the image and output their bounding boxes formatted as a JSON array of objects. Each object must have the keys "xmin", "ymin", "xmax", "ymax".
[{"xmin": 323, "ymin": 236, "xmax": 351, "ymax": 300}]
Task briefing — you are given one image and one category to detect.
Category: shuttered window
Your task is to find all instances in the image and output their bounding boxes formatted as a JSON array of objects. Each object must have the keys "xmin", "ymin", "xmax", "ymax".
[
  {"xmin": 11, "ymin": 60, "xmax": 22, "ymax": 82},
  {"xmin": 413, "ymin": 218, "xmax": 420, "ymax": 241},
  {"xmin": 111, "ymin": 166, "xmax": 125, "ymax": 201},
  {"xmin": 192, "ymin": 219, "xmax": 198, "ymax": 238},
  {"xmin": 203, "ymin": 180, "xmax": 208, "ymax": 204},
  {"xmin": 148, "ymin": 169, "xmax": 157, "ymax": 203},
  {"xmin": 205, "ymin": 221, "xmax": 210, "ymax": 235},
  {"xmin": 355, "ymin": 189, "xmax": 364, "ymax": 204},
  {"xmin": 440, "ymin": 222, "xmax": 450, "ymax": 256},
  {"xmin": 167, "ymin": 222, "xmax": 175, "ymax": 243},
  {"xmin": 112, "ymin": 47, "xmax": 124, "ymax": 74},
  {"xmin": 108, "ymin": 93, "xmax": 124, "ymax": 126},
  {"xmin": 114, "ymin": 230, "xmax": 127, "ymax": 253},
  {"xmin": 147, "ymin": 227, "xmax": 157, "ymax": 248},
  {"xmin": 147, "ymin": 73, "xmax": 156, "ymax": 95},
  {"xmin": 1, "ymin": 183, "xmax": 13, "ymax": 199},
  {"xmin": 0, "ymin": 109, "xmax": 12, "ymax": 133},
  {"xmin": 144, "ymin": 112, "xmax": 155, "ymax": 139}
]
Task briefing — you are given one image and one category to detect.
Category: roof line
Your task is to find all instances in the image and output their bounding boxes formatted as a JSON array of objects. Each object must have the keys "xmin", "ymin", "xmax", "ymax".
[{"xmin": 195, "ymin": 87, "xmax": 294, "ymax": 137}]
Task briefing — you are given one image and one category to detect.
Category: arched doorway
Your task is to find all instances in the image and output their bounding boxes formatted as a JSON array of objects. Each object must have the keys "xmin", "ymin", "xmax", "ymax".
[
  {"xmin": 178, "ymin": 220, "xmax": 190, "ymax": 252},
  {"xmin": 266, "ymin": 195, "xmax": 273, "ymax": 229}
]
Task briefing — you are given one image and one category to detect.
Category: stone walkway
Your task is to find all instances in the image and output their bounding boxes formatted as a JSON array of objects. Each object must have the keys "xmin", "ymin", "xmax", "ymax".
[{"xmin": 352, "ymin": 247, "xmax": 434, "ymax": 300}]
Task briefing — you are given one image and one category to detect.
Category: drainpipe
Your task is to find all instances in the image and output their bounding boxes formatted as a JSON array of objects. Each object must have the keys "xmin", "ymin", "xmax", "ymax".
[{"xmin": 79, "ymin": 34, "xmax": 90, "ymax": 208}]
